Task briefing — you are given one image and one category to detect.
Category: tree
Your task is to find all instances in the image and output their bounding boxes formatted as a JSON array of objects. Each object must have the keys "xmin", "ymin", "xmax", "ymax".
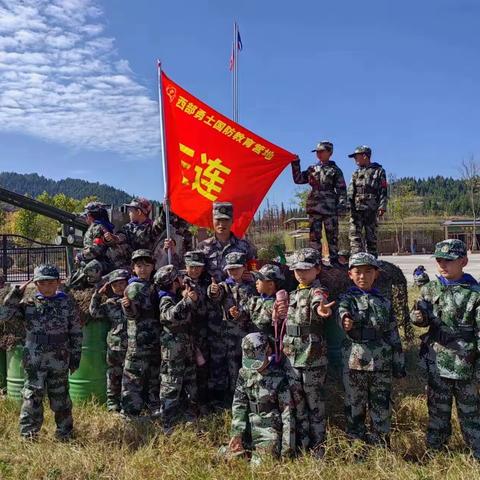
[
  {"xmin": 389, "ymin": 184, "xmax": 417, "ymax": 253},
  {"xmin": 460, "ymin": 157, "xmax": 480, "ymax": 251}
]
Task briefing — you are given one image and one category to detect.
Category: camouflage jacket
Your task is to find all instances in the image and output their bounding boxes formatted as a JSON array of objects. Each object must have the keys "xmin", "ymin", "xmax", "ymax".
[
  {"xmin": 411, "ymin": 276, "xmax": 480, "ymax": 381},
  {"xmin": 117, "ymin": 218, "xmax": 165, "ymax": 254},
  {"xmin": 338, "ymin": 287, "xmax": 405, "ymax": 373},
  {"xmin": 208, "ymin": 278, "xmax": 256, "ymax": 335},
  {"xmin": 291, "ymin": 159, "xmax": 347, "ymax": 216},
  {"xmin": 282, "ymin": 280, "xmax": 330, "ymax": 368},
  {"xmin": 348, "ymin": 162, "xmax": 388, "ymax": 212},
  {"xmin": 3, "ymin": 287, "xmax": 82, "ymax": 368},
  {"xmin": 198, "ymin": 234, "xmax": 257, "ymax": 282},
  {"xmin": 183, "ymin": 274, "xmax": 217, "ymax": 334},
  {"xmin": 81, "ymin": 223, "xmax": 110, "ymax": 263},
  {"xmin": 123, "ymin": 279, "xmax": 160, "ymax": 355},
  {"xmin": 246, "ymin": 294, "xmax": 275, "ymax": 337},
  {"xmin": 89, "ymin": 292, "xmax": 127, "ymax": 352},
  {"xmin": 231, "ymin": 364, "xmax": 295, "ymax": 457}
]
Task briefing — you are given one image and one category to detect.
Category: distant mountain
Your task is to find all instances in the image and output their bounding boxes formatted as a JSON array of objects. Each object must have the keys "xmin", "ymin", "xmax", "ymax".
[{"xmin": 0, "ymin": 172, "xmax": 132, "ymax": 205}]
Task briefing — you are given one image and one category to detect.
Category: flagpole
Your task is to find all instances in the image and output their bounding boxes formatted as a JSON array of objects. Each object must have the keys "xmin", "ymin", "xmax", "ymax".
[
  {"xmin": 156, "ymin": 59, "xmax": 172, "ymax": 263},
  {"xmin": 233, "ymin": 21, "xmax": 239, "ymax": 122}
]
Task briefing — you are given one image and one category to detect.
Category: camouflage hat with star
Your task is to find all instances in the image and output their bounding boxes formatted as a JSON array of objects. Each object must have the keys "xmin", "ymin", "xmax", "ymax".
[
  {"xmin": 123, "ymin": 197, "xmax": 152, "ymax": 215},
  {"xmin": 105, "ymin": 269, "xmax": 130, "ymax": 285},
  {"xmin": 213, "ymin": 202, "xmax": 233, "ymax": 220},
  {"xmin": 311, "ymin": 140, "xmax": 333, "ymax": 153},
  {"xmin": 241, "ymin": 332, "xmax": 271, "ymax": 370},
  {"xmin": 131, "ymin": 249, "xmax": 154, "ymax": 262},
  {"xmin": 82, "ymin": 201, "xmax": 107, "ymax": 216},
  {"xmin": 433, "ymin": 239, "xmax": 467, "ymax": 260},
  {"xmin": 33, "ymin": 264, "xmax": 60, "ymax": 282},
  {"xmin": 348, "ymin": 252, "xmax": 380, "ymax": 269},
  {"xmin": 154, "ymin": 265, "xmax": 180, "ymax": 287},
  {"xmin": 184, "ymin": 250, "xmax": 206, "ymax": 267},
  {"xmin": 252, "ymin": 264, "xmax": 285, "ymax": 282},
  {"xmin": 288, "ymin": 248, "xmax": 322, "ymax": 270},
  {"xmin": 348, "ymin": 145, "xmax": 372, "ymax": 158},
  {"xmin": 224, "ymin": 251, "xmax": 247, "ymax": 270}
]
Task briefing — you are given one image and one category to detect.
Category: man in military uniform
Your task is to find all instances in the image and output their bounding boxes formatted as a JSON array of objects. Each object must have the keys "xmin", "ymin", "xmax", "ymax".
[
  {"xmin": 89, "ymin": 268, "xmax": 130, "ymax": 412},
  {"xmin": 226, "ymin": 332, "xmax": 295, "ymax": 466},
  {"xmin": 412, "ymin": 239, "xmax": 480, "ymax": 458},
  {"xmin": 291, "ymin": 141, "xmax": 347, "ymax": 264},
  {"xmin": 347, "ymin": 145, "xmax": 388, "ymax": 258},
  {"xmin": 339, "ymin": 253, "xmax": 405, "ymax": 445},
  {"xmin": 2, "ymin": 264, "xmax": 82, "ymax": 440}
]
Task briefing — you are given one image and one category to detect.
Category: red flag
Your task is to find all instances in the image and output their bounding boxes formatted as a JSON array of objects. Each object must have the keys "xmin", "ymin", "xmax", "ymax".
[{"xmin": 161, "ymin": 71, "xmax": 295, "ymax": 237}]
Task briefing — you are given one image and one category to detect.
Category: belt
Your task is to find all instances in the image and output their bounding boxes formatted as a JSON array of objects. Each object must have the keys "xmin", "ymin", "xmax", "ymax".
[
  {"xmin": 349, "ymin": 326, "xmax": 383, "ymax": 343},
  {"xmin": 286, "ymin": 324, "xmax": 323, "ymax": 337},
  {"xmin": 26, "ymin": 333, "xmax": 69, "ymax": 345},
  {"xmin": 249, "ymin": 400, "xmax": 275, "ymax": 414}
]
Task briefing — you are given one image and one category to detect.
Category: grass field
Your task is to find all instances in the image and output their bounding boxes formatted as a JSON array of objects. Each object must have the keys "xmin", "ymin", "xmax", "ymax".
[{"xmin": 0, "ymin": 288, "xmax": 479, "ymax": 479}]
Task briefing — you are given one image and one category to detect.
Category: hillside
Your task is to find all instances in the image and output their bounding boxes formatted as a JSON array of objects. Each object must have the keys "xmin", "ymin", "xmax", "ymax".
[{"xmin": 0, "ymin": 172, "xmax": 132, "ymax": 206}]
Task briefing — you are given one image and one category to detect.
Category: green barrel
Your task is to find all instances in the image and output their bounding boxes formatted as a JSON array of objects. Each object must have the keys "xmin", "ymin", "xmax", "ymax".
[
  {"xmin": 69, "ymin": 320, "xmax": 109, "ymax": 405},
  {"xmin": 7, "ymin": 345, "xmax": 25, "ymax": 402},
  {"xmin": 0, "ymin": 349, "xmax": 7, "ymax": 391}
]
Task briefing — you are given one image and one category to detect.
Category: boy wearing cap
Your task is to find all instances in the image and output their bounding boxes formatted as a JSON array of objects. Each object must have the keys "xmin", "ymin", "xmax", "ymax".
[
  {"xmin": 120, "ymin": 249, "xmax": 161, "ymax": 417},
  {"xmin": 411, "ymin": 239, "xmax": 480, "ymax": 458},
  {"xmin": 347, "ymin": 145, "xmax": 388, "ymax": 258},
  {"xmin": 291, "ymin": 141, "xmax": 347, "ymax": 265},
  {"xmin": 2, "ymin": 264, "xmax": 82, "ymax": 440},
  {"xmin": 208, "ymin": 251, "xmax": 256, "ymax": 401},
  {"xmin": 89, "ymin": 268, "xmax": 130, "ymax": 412},
  {"xmin": 155, "ymin": 264, "xmax": 198, "ymax": 427},
  {"xmin": 339, "ymin": 252, "xmax": 405, "ymax": 446},
  {"xmin": 282, "ymin": 247, "xmax": 335, "ymax": 456},
  {"xmin": 227, "ymin": 332, "xmax": 295, "ymax": 466}
]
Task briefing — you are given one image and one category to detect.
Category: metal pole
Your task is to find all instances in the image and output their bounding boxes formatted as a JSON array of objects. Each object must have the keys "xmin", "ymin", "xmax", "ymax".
[
  {"xmin": 157, "ymin": 60, "xmax": 172, "ymax": 264},
  {"xmin": 233, "ymin": 22, "xmax": 239, "ymax": 122}
]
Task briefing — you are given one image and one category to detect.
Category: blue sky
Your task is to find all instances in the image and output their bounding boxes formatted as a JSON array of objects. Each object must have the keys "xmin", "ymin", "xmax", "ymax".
[{"xmin": 0, "ymin": 0, "xmax": 479, "ymax": 209}]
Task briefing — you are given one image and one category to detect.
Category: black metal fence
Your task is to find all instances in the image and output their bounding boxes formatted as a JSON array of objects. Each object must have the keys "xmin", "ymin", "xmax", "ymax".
[{"xmin": 1, "ymin": 235, "xmax": 68, "ymax": 282}]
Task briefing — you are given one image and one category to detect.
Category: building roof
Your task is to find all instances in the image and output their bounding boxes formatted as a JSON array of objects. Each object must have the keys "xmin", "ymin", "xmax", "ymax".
[{"xmin": 443, "ymin": 220, "xmax": 480, "ymax": 226}]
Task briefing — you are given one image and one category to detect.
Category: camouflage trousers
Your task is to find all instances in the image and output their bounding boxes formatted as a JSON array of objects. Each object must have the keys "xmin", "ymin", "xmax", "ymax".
[
  {"xmin": 343, "ymin": 369, "xmax": 392, "ymax": 444},
  {"xmin": 21, "ymin": 349, "xmax": 73, "ymax": 438},
  {"xmin": 106, "ymin": 348, "xmax": 126, "ymax": 411},
  {"xmin": 309, "ymin": 215, "xmax": 339, "ymax": 261},
  {"xmin": 121, "ymin": 351, "xmax": 160, "ymax": 416},
  {"xmin": 426, "ymin": 366, "xmax": 480, "ymax": 457},
  {"xmin": 193, "ymin": 321, "xmax": 210, "ymax": 406},
  {"xmin": 349, "ymin": 210, "xmax": 378, "ymax": 257},
  {"xmin": 160, "ymin": 334, "xmax": 197, "ymax": 425},
  {"xmin": 286, "ymin": 364, "xmax": 327, "ymax": 448}
]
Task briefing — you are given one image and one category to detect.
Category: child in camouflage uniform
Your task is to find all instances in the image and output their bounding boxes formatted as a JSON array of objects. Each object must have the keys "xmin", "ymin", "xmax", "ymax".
[
  {"xmin": 282, "ymin": 248, "xmax": 334, "ymax": 456},
  {"xmin": 339, "ymin": 252, "xmax": 405, "ymax": 445},
  {"xmin": 2, "ymin": 264, "xmax": 82, "ymax": 440},
  {"xmin": 347, "ymin": 145, "xmax": 388, "ymax": 258},
  {"xmin": 208, "ymin": 252, "xmax": 256, "ymax": 400},
  {"xmin": 155, "ymin": 264, "xmax": 198, "ymax": 428},
  {"xmin": 226, "ymin": 332, "xmax": 295, "ymax": 466},
  {"xmin": 291, "ymin": 141, "xmax": 347, "ymax": 264},
  {"xmin": 412, "ymin": 239, "xmax": 480, "ymax": 458},
  {"xmin": 121, "ymin": 249, "xmax": 161, "ymax": 417},
  {"xmin": 89, "ymin": 268, "xmax": 130, "ymax": 412}
]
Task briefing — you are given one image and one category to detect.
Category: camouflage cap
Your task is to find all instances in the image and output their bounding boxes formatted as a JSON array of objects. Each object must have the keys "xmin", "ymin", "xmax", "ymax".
[
  {"xmin": 338, "ymin": 250, "xmax": 351, "ymax": 258},
  {"xmin": 348, "ymin": 252, "xmax": 380, "ymax": 269},
  {"xmin": 348, "ymin": 145, "xmax": 372, "ymax": 158},
  {"xmin": 242, "ymin": 332, "xmax": 270, "ymax": 370},
  {"xmin": 184, "ymin": 250, "xmax": 206, "ymax": 267},
  {"xmin": 105, "ymin": 269, "xmax": 130, "ymax": 285},
  {"xmin": 433, "ymin": 239, "xmax": 467, "ymax": 260},
  {"xmin": 224, "ymin": 251, "xmax": 247, "ymax": 270},
  {"xmin": 124, "ymin": 197, "xmax": 152, "ymax": 215},
  {"xmin": 288, "ymin": 248, "xmax": 321, "ymax": 270},
  {"xmin": 311, "ymin": 140, "xmax": 333, "ymax": 153},
  {"xmin": 154, "ymin": 265, "xmax": 180, "ymax": 287},
  {"xmin": 82, "ymin": 201, "xmax": 107, "ymax": 215},
  {"xmin": 131, "ymin": 249, "xmax": 154, "ymax": 262},
  {"xmin": 33, "ymin": 264, "xmax": 60, "ymax": 282},
  {"xmin": 252, "ymin": 264, "xmax": 285, "ymax": 282},
  {"xmin": 213, "ymin": 202, "xmax": 233, "ymax": 220}
]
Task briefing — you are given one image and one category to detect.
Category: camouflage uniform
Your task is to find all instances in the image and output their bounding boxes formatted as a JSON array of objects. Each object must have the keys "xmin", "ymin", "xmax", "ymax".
[
  {"xmin": 413, "ymin": 265, "xmax": 430, "ymax": 287},
  {"xmin": 291, "ymin": 141, "xmax": 347, "ymax": 261},
  {"xmin": 155, "ymin": 265, "xmax": 197, "ymax": 426},
  {"xmin": 208, "ymin": 252, "xmax": 256, "ymax": 398},
  {"xmin": 282, "ymin": 248, "xmax": 331, "ymax": 450},
  {"xmin": 3, "ymin": 265, "xmax": 82, "ymax": 439},
  {"xmin": 121, "ymin": 250, "xmax": 161, "ymax": 416},
  {"xmin": 411, "ymin": 240, "xmax": 480, "ymax": 457},
  {"xmin": 89, "ymin": 269, "xmax": 129, "ymax": 412},
  {"xmin": 347, "ymin": 146, "xmax": 388, "ymax": 257},
  {"xmin": 230, "ymin": 333, "xmax": 295, "ymax": 465},
  {"xmin": 339, "ymin": 253, "xmax": 405, "ymax": 444}
]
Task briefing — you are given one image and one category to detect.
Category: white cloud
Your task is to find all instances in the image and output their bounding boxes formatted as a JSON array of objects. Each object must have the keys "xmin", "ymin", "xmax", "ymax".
[{"xmin": 0, "ymin": 0, "xmax": 160, "ymax": 157}]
